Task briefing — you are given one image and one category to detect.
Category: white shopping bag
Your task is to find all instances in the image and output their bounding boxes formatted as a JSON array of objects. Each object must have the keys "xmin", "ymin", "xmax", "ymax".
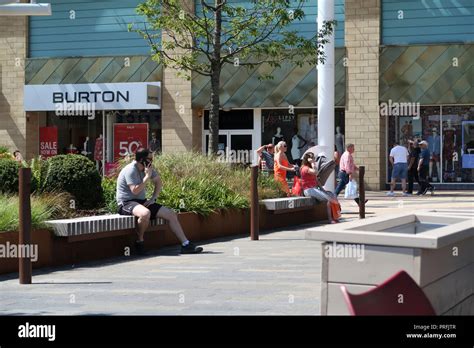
[{"xmin": 344, "ymin": 179, "xmax": 358, "ymax": 199}]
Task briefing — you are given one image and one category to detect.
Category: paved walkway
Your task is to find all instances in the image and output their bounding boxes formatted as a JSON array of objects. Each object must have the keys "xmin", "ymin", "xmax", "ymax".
[{"xmin": 0, "ymin": 191, "xmax": 472, "ymax": 315}]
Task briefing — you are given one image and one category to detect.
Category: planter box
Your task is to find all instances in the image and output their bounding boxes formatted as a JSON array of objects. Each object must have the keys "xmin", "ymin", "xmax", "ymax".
[
  {"xmin": 0, "ymin": 229, "xmax": 53, "ymax": 275},
  {"xmin": 305, "ymin": 210, "xmax": 474, "ymax": 315},
  {"xmin": 0, "ymin": 204, "xmax": 327, "ymax": 275}
]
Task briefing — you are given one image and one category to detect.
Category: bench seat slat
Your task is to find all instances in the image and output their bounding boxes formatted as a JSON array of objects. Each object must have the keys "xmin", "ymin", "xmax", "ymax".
[{"xmin": 45, "ymin": 214, "xmax": 166, "ymax": 237}]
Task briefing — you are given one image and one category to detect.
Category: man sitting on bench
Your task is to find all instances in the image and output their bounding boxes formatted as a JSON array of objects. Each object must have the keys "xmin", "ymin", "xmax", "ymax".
[{"xmin": 116, "ymin": 148, "xmax": 203, "ymax": 255}]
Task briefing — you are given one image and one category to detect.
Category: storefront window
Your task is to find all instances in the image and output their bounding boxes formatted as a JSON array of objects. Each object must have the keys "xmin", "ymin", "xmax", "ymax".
[
  {"xmin": 203, "ymin": 109, "xmax": 254, "ymax": 130},
  {"xmin": 46, "ymin": 109, "xmax": 162, "ymax": 163},
  {"xmin": 262, "ymin": 108, "xmax": 345, "ymax": 164},
  {"xmin": 46, "ymin": 111, "xmax": 103, "ymax": 158},
  {"xmin": 115, "ymin": 110, "xmax": 162, "ymax": 153},
  {"xmin": 387, "ymin": 105, "xmax": 474, "ymax": 183},
  {"xmin": 442, "ymin": 106, "xmax": 474, "ymax": 183}
]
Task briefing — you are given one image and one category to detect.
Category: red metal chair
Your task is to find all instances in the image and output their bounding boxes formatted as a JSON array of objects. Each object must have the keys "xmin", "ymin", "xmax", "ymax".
[{"xmin": 340, "ymin": 270, "xmax": 436, "ymax": 315}]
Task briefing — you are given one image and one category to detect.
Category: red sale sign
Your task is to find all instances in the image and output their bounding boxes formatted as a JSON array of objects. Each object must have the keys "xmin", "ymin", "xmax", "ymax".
[
  {"xmin": 113, "ymin": 123, "xmax": 148, "ymax": 161},
  {"xmin": 39, "ymin": 126, "xmax": 58, "ymax": 158}
]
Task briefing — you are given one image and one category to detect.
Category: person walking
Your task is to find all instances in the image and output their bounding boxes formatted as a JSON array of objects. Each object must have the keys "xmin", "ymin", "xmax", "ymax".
[
  {"xmin": 274, "ymin": 141, "xmax": 295, "ymax": 195},
  {"xmin": 417, "ymin": 141, "xmax": 435, "ymax": 196},
  {"xmin": 407, "ymin": 140, "xmax": 420, "ymax": 194},
  {"xmin": 334, "ymin": 143, "xmax": 367, "ymax": 205},
  {"xmin": 116, "ymin": 149, "xmax": 203, "ymax": 255},
  {"xmin": 387, "ymin": 141, "xmax": 410, "ymax": 196}
]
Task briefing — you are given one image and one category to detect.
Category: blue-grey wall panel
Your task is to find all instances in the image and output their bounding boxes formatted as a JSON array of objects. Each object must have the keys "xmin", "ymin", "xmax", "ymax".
[
  {"xmin": 382, "ymin": 0, "xmax": 474, "ymax": 45},
  {"xmin": 29, "ymin": 0, "xmax": 154, "ymax": 58},
  {"xmin": 195, "ymin": 0, "xmax": 345, "ymax": 47}
]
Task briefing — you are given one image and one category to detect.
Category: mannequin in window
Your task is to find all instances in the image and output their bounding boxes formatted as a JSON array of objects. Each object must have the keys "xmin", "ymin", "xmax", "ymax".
[
  {"xmin": 335, "ymin": 126, "xmax": 345, "ymax": 155},
  {"xmin": 66, "ymin": 144, "xmax": 78, "ymax": 154},
  {"xmin": 427, "ymin": 127, "xmax": 440, "ymax": 180},
  {"xmin": 149, "ymin": 132, "xmax": 160, "ymax": 154},
  {"xmin": 304, "ymin": 116, "xmax": 317, "ymax": 148},
  {"xmin": 81, "ymin": 136, "xmax": 92, "ymax": 159},
  {"xmin": 443, "ymin": 119, "xmax": 456, "ymax": 172},
  {"xmin": 291, "ymin": 127, "xmax": 307, "ymax": 166},
  {"xmin": 272, "ymin": 127, "xmax": 284, "ymax": 146},
  {"xmin": 94, "ymin": 134, "xmax": 104, "ymax": 173}
]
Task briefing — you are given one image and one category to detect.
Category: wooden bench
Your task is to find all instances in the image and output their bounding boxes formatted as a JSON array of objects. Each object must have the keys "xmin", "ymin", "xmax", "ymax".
[
  {"xmin": 45, "ymin": 214, "xmax": 167, "ymax": 242},
  {"xmin": 260, "ymin": 197, "xmax": 319, "ymax": 214}
]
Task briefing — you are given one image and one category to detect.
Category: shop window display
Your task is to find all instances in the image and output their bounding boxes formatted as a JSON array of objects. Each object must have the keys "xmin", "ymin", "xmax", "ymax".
[
  {"xmin": 46, "ymin": 110, "xmax": 162, "ymax": 163},
  {"xmin": 262, "ymin": 108, "xmax": 345, "ymax": 164},
  {"xmin": 442, "ymin": 106, "xmax": 474, "ymax": 183},
  {"xmin": 46, "ymin": 111, "xmax": 103, "ymax": 158},
  {"xmin": 387, "ymin": 105, "xmax": 474, "ymax": 183}
]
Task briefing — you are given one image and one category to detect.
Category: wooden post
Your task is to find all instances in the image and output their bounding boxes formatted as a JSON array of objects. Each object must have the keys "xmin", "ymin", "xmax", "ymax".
[
  {"xmin": 359, "ymin": 166, "xmax": 365, "ymax": 219},
  {"xmin": 250, "ymin": 166, "xmax": 259, "ymax": 240},
  {"xmin": 19, "ymin": 167, "xmax": 32, "ymax": 284}
]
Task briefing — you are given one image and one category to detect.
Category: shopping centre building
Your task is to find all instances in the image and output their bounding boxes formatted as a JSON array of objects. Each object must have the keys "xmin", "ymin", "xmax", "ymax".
[{"xmin": 0, "ymin": 0, "xmax": 473, "ymax": 189}]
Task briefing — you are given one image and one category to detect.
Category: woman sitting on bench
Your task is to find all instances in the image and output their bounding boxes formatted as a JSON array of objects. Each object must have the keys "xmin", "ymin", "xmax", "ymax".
[{"xmin": 300, "ymin": 152, "xmax": 340, "ymax": 224}]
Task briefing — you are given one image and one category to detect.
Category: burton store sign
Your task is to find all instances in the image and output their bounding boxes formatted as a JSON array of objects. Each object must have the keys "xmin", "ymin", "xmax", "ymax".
[{"xmin": 24, "ymin": 82, "xmax": 161, "ymax": 111}]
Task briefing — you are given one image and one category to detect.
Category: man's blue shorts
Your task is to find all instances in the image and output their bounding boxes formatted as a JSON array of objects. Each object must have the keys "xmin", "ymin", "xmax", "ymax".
[{"xmin": 392, "ymin": 163, "xmax": 408, "ymax": 180}]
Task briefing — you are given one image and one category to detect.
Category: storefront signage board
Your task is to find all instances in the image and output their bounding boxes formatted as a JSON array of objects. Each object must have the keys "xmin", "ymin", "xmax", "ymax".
[{"xmin": 24, "ymin": 82, "xmax": 161, "ymax": 111}]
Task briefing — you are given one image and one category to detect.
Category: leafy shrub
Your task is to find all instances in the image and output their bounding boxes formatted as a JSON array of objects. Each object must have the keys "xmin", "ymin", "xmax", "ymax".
[
  {"xmin": 102, "ymin": 177, "xmax": 118, "ymax": 213},
  {"xmin": 0, "ymin": 146, "xmax": 10, "ymax": 154},
  {"xmin": 0, "ymin": 158, "xmax": 20, "ymax": 194},
  {"xmin": 131, "ymin": 152, "xmax": 286, "ymax": 215},
  {"xmin": 41, "ymin": 155, "xmax": 103, "ymax": 209}
]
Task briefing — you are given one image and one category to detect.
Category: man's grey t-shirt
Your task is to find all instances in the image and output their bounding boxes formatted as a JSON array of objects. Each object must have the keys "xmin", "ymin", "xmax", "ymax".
[{"xmin": 116, "ymin": 161, "xmax": 157, "ymax": 205}]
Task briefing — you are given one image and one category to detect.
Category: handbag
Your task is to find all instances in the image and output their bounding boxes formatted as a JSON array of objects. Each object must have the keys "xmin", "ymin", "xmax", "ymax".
[
  {"xmin": 344, "ymin": 179, "xmax": 358, "ymax": 199},
  {"xmin": 292, "ymin": 176, "xmax": 303, "ymax": 196}
]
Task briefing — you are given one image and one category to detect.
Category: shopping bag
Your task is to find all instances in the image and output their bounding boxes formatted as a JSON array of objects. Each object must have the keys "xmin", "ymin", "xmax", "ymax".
[
  {"xmin": 330, "ymin": 201, "xmax": 341, "ymax": 221},
  {"xmin": 344, "ymin": 179, "xmax": 358, "ymax": 199}
]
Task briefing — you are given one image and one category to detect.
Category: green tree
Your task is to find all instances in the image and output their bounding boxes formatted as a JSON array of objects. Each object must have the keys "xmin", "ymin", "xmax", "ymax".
[{"xmin": 133, "ymin": 0, "xmax": 335, "ymax": 154}]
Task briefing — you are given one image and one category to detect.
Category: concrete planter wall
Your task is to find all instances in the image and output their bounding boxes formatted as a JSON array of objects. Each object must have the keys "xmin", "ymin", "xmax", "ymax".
[
  {"xmin": 0, "ymin": 204, "xmax": 327, "ymax": 275},
  {"xmin": 306, "ymin": 210, "xmax": 474, "ymax": 315}
]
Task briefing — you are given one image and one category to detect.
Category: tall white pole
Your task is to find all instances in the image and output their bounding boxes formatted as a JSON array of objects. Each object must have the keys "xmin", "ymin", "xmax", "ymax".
[{"xmin": 318, "ymin": 0, "xmax": 335, "ymax": 191}]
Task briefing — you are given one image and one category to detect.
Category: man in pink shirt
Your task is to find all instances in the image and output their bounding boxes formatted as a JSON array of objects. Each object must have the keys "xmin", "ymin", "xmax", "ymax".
[{"xmin": 334, "ymin": 143, "xmax": 367, "ymax": 205}]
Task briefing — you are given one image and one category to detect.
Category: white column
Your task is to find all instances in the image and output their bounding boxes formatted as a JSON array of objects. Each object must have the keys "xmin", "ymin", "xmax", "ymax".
[{"xmin": 318, "ymin": 0, "xmax": 335, "ymax": 191}]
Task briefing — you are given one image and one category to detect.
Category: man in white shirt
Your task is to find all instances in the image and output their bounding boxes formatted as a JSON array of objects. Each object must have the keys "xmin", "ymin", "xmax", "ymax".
[{"xmin": 387, "ymin": 141, "xmax": 410, "ymax": 196}]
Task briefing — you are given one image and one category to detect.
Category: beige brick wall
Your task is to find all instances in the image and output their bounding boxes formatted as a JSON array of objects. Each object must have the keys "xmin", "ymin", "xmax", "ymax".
[
  {"xmin": 161, "ymin": 0, "xmax": 201, "ymax": 153},
  {"xmin": 345, "ymin": 0, "xmax": 386, "ymax": 190},
  {"xmin": 0, "ymin": 16, "xmax": 28, "ymax": 156}
]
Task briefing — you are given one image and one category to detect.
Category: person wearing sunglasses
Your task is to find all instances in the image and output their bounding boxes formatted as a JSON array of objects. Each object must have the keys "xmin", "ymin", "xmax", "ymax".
[
  {"xmin": 116, "ymin": 148, "xmax": 203, "ymax": 255},
  {"xmin": 274, "ymin": 141, "xmax": 296, "ymax": 195}
]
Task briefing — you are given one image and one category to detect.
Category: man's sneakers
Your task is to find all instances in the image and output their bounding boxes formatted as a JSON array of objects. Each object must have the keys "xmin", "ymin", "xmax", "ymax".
[
  {"xmin": 181, "ymin": 242, "xmax": 203, "ymax": 254},
  {"xmin": 429, "ymin": 186, "xmax": 435, "ymax": 196},
  {"xmin": 135, "ymin": 240, "xmax": 148, "ymax": 256},
  {"xmin": 386, "ymin": 191, "xmax": 395, "ymax": 197}
]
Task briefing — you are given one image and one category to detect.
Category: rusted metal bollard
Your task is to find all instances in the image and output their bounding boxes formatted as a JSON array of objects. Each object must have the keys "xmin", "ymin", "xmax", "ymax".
[
  {"xmin": 19, "ymin": 167, "xmax": 32, "ymax": 284},
  {"xmin": 250, "ymin": 165, "xmax": 259, "ymax": 240},
  {"xmin": 359, "ymin": 166, "xmax": 365, "ymax": 219}
]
